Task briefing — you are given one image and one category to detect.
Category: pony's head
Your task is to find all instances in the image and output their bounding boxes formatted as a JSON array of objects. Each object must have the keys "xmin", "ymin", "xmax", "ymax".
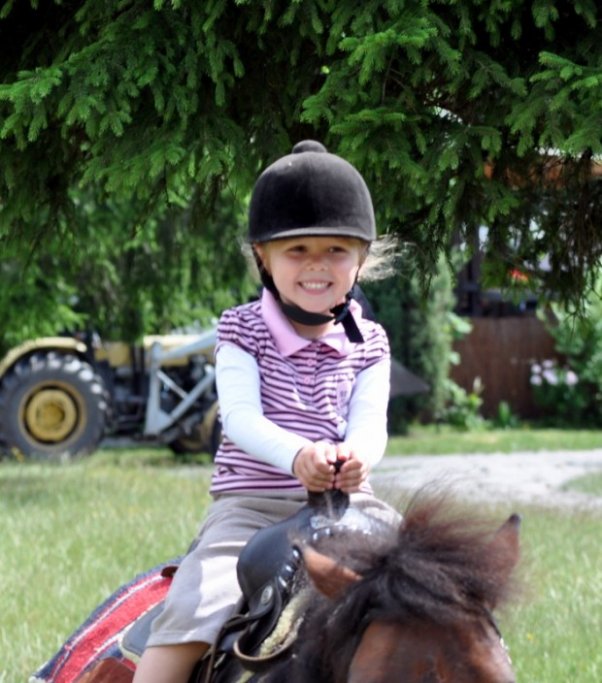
[{"xmin": 290, "ymin": 491, "xmax": 521, "ymax": 683}]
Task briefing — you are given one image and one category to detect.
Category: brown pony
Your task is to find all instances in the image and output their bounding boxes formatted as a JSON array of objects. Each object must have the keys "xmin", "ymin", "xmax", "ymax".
[
  {"xmin": 40, "ymin": 491, "xmax": 519, "ymax": 683},
  {"xmin": 245, "ymin": 492, "xmax": 520, "ymax": 683}
]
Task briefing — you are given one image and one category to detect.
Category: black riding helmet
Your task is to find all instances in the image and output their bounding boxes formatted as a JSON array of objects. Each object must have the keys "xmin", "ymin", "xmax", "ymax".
[{"xmin": 248, "ymin": 140, "xmax": 376, "ymax": 342}]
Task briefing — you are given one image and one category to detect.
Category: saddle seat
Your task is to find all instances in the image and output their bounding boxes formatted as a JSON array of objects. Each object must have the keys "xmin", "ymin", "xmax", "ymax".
[{"xmin": 122, "ymin": 490, "xmax": 388, "ymax": 681}]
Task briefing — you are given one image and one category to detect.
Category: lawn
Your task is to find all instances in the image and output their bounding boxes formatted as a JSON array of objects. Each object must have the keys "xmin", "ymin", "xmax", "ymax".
[
  {"xmin": 386, "ymin": 424, "xmax": 602, "ymax": 455},
  {"xmin": 504, "ymin": 508, "xmax": 602, "ymax": 682},
  {"xmin": 1, "ymin": 431, "xmax": 601, "ymax": 682},
  {"xmin": 0, "ymin": 453, "xmax": 210, "ymax": 682}
]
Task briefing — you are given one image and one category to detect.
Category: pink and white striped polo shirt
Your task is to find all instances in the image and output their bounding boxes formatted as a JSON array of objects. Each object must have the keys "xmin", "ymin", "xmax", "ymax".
[{"xmin": 210, "ymin": 289, "xmax": 390, "ymax": 495}]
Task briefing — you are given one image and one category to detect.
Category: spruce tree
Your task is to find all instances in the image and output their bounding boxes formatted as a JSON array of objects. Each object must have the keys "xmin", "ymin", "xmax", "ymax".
[{"xmin": 1, "ymin": 0, "xmax": 602, "ymax": 348}]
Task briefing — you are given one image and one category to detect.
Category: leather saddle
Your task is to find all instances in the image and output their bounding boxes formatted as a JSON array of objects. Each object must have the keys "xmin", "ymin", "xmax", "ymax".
[
  {"xmin": 123, "ymin": 489, "xmax": 382, "ymax": 682},
  {"xmin": 191, "ymin": 489, "xmax": 351, "ymax": 682}
]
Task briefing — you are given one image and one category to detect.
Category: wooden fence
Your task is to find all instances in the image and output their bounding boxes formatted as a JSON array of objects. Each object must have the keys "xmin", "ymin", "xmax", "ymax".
[{"xmin": 450, "ymin": 316, "xmax": 559, "ymax": 419}]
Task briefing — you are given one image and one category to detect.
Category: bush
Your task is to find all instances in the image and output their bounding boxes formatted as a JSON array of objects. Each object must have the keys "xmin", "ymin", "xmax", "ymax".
[
  {"xmin": 440, "ymin": 376, "xmax": 486, "ymax": 430},
  {"xmin": 364, "ymin": 252, "xmax": 470, "ymax": 433},
  {"xmin": 492, "ymin": 400, "xmax": 520, "ymax": 430},
  {"xmin": 537, "ymin": 278, "xmax": 602, "ymax": 426},
  {"xmin": 530, "ymin": 358, "xmax": 597, "ymax": 426}
]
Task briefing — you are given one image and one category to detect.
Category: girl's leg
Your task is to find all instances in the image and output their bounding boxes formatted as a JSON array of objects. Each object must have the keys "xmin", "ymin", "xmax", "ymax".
[
  {"xmin": 132, "ymin": 642, "xmax": 209, "ymax": 683},
  {"xmin": 132, "ymin": 496, "xmax": 305, "ymax": 683}
]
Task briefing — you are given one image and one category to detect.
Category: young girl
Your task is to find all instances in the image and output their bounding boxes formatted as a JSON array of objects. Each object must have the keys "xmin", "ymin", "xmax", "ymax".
[{"xmin": 133, "ymin": 140, "xmax": 400, "ymax": 683}]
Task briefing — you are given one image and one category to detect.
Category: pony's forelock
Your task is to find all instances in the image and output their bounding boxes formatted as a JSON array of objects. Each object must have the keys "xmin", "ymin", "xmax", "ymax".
[{"xmin": 283, "ymin": 488, "xmax": 520, "ymax": 682}]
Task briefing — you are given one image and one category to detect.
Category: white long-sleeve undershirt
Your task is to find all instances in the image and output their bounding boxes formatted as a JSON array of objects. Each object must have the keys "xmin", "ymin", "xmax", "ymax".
[{"xmin": 215, "ymin": 343, "xmax": 390, "ymax": 473}]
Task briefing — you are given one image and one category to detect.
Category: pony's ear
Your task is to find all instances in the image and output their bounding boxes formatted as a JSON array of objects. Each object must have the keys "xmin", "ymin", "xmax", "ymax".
[
  {"xmin": 302, "ymin": 545, "xmax": 361, "ymax": 599},
  {"xmin": 490, "ymin": 513, "xmax": 521, "ymax": 584}
]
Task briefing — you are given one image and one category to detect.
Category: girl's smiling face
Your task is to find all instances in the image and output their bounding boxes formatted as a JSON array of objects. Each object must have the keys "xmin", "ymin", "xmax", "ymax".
[{"xmin": 255, "ymin": 236, "xmax": 366, "ymax": 332}]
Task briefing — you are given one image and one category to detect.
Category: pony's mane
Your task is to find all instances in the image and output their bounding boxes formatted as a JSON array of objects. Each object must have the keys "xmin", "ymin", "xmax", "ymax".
[{"xmin": 290, "ymin": 490, "xmax": 517, "ymax": 681}]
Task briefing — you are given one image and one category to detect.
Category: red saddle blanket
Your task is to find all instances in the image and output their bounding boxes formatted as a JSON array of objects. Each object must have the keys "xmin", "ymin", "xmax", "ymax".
[{"xmin": 30, "ymin": 560, "xmax": 178, "ymax": 683}]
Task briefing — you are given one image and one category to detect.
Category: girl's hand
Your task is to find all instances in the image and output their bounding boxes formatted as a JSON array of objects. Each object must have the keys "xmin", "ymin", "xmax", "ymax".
[
  {"xmin": 333, "ymin": 444, "xmax": 369, "ymax": 493},
  {"xmin": 293, "ymin": 442, "xmax": 338, "ymax": 491}
]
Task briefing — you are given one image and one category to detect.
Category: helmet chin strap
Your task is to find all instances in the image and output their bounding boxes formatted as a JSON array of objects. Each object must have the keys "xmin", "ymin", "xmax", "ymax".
[
  {"xmin": 279, "ymin": 292, "xmax": 365, "ymax": 344},
  {"xmin": 255, "ymin": 255, "xmax": 364, "ymax": 343}
]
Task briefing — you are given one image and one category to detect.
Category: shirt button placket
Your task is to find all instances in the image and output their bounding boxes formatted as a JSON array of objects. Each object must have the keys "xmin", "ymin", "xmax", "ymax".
[{"xmin": 306, "ymin": 347, "xmax": 317, "ymax": 386}]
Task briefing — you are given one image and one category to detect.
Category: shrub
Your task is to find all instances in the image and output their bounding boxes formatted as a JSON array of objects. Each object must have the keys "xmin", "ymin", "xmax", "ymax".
[
  {"xmin": 530, "ymin": 358, "xmax": 596, "ymax": 426},
  {"xmin": 440, "ymin": 376, "xmax": 486, "ymax": 431},
  {"xmin": 364, "ymin": 252, "xmax": 470, "ymax": 433},
  {"xmin": 493, "ymin": 400, "xmax": 520, "ymax": 429},
  {"xmin": 537, "ymin": 277, "xmax": 602, "ymax": 426}
]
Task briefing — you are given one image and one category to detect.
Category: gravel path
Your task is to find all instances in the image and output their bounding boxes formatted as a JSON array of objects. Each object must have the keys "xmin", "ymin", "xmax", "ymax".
[
  {"xmin": 371, "ymin": 449, "xmax": 602, "ymax": 512},
  {"xmin": 104, "ymin": 439, "xmax": 602, "ymax": 511}
]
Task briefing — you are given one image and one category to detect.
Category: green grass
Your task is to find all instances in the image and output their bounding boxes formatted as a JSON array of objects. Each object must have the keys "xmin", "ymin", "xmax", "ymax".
[
  {"xmin": 1, "ymin": 439, "xmax": 602, "ymax": 682},
  {"xmin": 0, "ymin": 451, "xmax": 212, "ymax": 683},
  {"xmin": 502, "ymin": 509, "xmax": 602, "ymax": 682},
  {"xmin": 386, "ymin": 424, "xmax": 602, "ymax": 455},
  {"xmin": 563, "ymin": 471, "xmax": 602, "ymax": 496}
]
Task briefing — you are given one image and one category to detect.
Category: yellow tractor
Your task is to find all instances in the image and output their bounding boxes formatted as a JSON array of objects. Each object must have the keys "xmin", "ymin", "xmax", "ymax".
[{"xmin": 0, "ymin": 329, "xmax": 220, "ymax": 459}]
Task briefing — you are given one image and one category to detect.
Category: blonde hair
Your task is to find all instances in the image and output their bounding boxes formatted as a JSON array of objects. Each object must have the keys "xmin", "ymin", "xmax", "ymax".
[
  {"xmin": 242, "ymin": 234, "xmax": 401, "ymax": 283},
  {"xmin": 358, "ymin": 234, "xmax": 401, "ymax": 282}
]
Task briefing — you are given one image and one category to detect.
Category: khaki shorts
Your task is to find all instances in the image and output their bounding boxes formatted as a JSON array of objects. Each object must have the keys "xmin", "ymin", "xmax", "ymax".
[{"xmin": 147, "ymin": 492, "xmax": 400, "ymax": 647}]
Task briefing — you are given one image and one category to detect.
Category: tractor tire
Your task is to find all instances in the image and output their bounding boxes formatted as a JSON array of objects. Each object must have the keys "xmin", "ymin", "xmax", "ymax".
[
  {"xmin": 169, "ymin": 401, "xmax": 222, "ymax": 458},
  {"xmin": 0, "ymin": 352, "xmax": 108, "ymax": 459}
]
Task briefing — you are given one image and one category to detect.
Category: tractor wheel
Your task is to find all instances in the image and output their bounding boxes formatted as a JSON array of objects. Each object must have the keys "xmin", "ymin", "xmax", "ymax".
[
  {"xmin": 0, "ymin": 352, "xmax": 108, "ymax": 459},
  {"xmin": 169, "ymin": 401, "xmax": 222, "ymax": 458}
]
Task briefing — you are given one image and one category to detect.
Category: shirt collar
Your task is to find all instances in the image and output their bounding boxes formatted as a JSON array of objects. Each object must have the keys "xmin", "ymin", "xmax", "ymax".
[{"xmin": 260, "ymin": 289, "xmax": 362, "ymax": 357}]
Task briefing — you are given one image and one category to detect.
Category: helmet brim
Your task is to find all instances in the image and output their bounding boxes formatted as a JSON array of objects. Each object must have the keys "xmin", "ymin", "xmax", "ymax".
[{"xmin": 250, "ymin": 224, "xmax": 373, "ymax": 243}]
